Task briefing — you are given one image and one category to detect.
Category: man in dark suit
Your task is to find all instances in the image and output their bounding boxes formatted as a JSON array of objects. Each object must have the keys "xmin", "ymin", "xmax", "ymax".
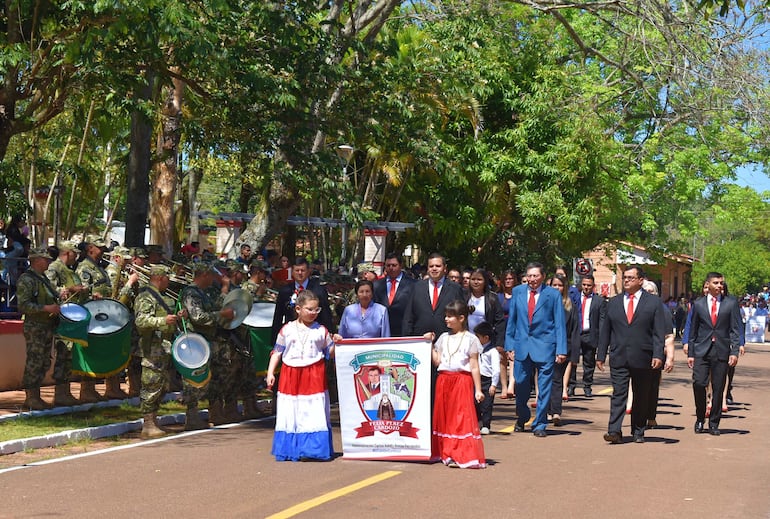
[
  {"xmin": 402, "ymin": 252, "xmax": 464, "ymax": 337},
  {"xmin": 373, "ymin": 252, "xmax": 415, "ymax": 337},
  {"xmin": 504, "ymin": 262, "xmax": 567, "ymax": 437},
  {"xmin": 687, "ymin": 272, "xmax": 741, "ymax": 436},
  {"xmin": 568, "ymin": 275, "xmax": 605, "ymax": 397},
  {"xmin": 271, "ymin": 257, "xmax": 334, "ymax": 344},
  {"xmin": 597, "ymin": 265, "xmax": 666, "ymax": 444}
]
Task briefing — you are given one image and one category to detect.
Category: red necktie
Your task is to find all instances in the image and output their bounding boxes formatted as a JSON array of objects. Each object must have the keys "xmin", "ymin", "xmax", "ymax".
[
  {"xmin": 528, "ymin": 290, "xmax": 536, "ymax": 324},
  {"xmin": 711, "ymin": 297, "xmax": 718, "ymax": 326},
  {"xmin": 388, "ymin": 278, "xmax": 398, "ymax": 305},
  {"xmin": 626, "ymin": 293, "xmax": 634, "ymax": 324},
  {"xmin": 581, "ymin": 295, "xmax": 587, "ymax": 329},
  {"xmin": 432, "ymin": 282, "xmax": 439, "ymax": 310}
]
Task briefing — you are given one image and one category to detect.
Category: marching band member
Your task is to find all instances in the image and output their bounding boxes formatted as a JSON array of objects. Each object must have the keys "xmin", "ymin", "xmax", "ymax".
[
  {"xmin": 180, "ymin": 262, "xmax": 235, "ymax": 426},
  {"xmin": 17, "ymin": 248, "xmax": 60, "ymax": 410},
  {"xmin": 76, "ymin": 235, "xmax": 128, "ymax": 400},
  {"xmin": 134, "ymin": 264, "xmax": 188, "ymax": 437},
  {"xmin": 117, "ymin": 246, "xmax": 149, "ymax": 397},
  {"xmin": 44, "ymin": 240, "xmax": 89, "ymax": 406}
]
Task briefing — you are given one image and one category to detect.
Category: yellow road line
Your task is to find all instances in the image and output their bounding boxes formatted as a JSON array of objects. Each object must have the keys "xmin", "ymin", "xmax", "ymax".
[{"xmin": 266, "ymin": 470, "xmax": 402, "ymax": 519}]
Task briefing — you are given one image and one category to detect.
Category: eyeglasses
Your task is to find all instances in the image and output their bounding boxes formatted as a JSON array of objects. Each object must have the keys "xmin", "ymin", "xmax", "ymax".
[
  {"xmin": 622, "ymin": 276, "xmax": 638, "ymax": 281},
  {"xmin": 301, "ymin": 307, "xmax": 322, "ymax": 314}
]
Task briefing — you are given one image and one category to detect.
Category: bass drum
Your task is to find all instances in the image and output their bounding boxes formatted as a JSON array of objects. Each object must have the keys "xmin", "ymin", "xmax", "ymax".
[
  {"xmin": 72, "ymin": 299, "xmax": 131, "ymax": 378},
  {"xmin": 172, "ymin": 332, "xmax": 211, "ymax": 388},
  {"xmin": 243, "ymin": 302, "xmax": 276, "ymax": 376}
]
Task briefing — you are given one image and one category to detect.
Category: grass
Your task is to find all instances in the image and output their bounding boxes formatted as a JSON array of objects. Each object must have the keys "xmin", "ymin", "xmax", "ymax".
[{"xmin": 0, "ymin": 401, "xmax": 188, "ymax": 442}]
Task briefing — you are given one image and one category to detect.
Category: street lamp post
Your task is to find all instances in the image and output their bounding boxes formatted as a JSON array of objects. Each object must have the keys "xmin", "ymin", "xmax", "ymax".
[{"xmin": 335, "ymin": 145, "xmax": 355, "ymax": 268}]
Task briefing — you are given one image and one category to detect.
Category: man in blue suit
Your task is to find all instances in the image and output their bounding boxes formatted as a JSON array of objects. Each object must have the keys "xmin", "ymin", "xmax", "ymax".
[{"xmin": 505, "ymin": 262, "xmax": 567, "ymax": 437}]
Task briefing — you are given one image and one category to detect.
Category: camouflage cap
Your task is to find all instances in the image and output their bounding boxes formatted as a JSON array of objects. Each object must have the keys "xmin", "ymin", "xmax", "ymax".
[
  {"xmin": 113, "ymin": 246, "xmax": 132, "ymax": 259},
  {"xmin": 130, "ymin": 247, "xmax": 149, "ymax": 259},
  {"xmin": 28, "ymin": 247, "xmax": 53, "ymax": 260},
  {"xmin": 249, "ymin": 259, "xmax": 266, "ymax": 272},
  {"xmin": 148, "ymin": 264, "xmax": 172, "ymax": 277},
  {"xmin": 224, "ymin": 259, "xmax": 247, "ymax": 273},
  {"xmin": 171, "ymin": 252, "xmax": 188, "ymax": 265},
  {"xmin": 357, "ymin": 261, "xmax": 375, "ymax": 273},
  {"xmin": 85, "ymin": 234, "xmax": 108, "ymax": 248},
  {"xmin": 58, "ymin": 240, "xmax": 79, "ymax": 253},
  {"xmin": 147, "ymin": 244, "xmax": 165, "ymax": 256},
  {"xmin": 190, "ymin": 262, "xmax": 213, "ymax": 276}
]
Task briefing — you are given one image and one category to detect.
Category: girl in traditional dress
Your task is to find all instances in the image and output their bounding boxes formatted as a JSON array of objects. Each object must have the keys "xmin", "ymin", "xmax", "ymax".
[
  {"xmin": 431, "ymin": 299, "xmax": 486, "ymax": 468},
  {"xmin": 267, "ymin": 290, "xmax": 335, "ymax": 461}
]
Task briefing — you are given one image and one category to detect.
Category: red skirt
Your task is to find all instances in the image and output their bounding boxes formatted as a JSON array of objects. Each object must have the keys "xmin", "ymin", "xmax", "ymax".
[{"xmin": 432, "ymin": 370, "xmax": 486, "ymax": 469}]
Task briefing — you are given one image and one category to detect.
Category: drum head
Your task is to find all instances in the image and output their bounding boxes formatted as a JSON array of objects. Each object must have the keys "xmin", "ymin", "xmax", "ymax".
[
  {"xmin": 173, "ymin": 333, "xmax": 210, "ymax": 368},
  {"xmin": 84, "ymin": 299, "xmax": 131, "ymax": 335},
  {"xmin": 60, "ymin": 303, "xmax": 90, "ymax": 322},
  {"xmin": 242, "ymin": 302, "xmax": 276, "ymax": 328}
]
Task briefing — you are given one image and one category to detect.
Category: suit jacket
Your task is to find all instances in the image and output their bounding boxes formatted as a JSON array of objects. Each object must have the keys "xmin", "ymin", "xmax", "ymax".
[
  {"xmin": 373, "ymin": 274, "xmax": 416, "ymax": 337},
  {"xmin": 687, "ymin": 294, "xmax": 741, "ymax": 360},
  {"xmin": 271, "ymin": 277, "xmax": 334, "ymax": 344},
  {"xmin": 503, "ymin": 284, "xmax": 567, "ymax": 363},
  {"xmin": 578, "ymin": 293, "xmax": 606, "ymax": 347},
  {"xmin": 598, "ymin": 290, "xmax": 666, "ymax": 369},
  {"xmin": 402, "ymin": 277, "xmax": 465, "ymax": 337}
]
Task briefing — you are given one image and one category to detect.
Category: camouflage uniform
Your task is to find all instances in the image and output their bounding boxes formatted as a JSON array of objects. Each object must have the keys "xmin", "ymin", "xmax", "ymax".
[
  {"xmin": 76, "ymin": 256, "xmax": 112, "ymax": 298},
  {"xmin": 179, "ymin": 284, "xmax": 229, "ymax": 404},
  {"xmin": 45, "ymin": 257, "xmax": 87, "ymax": 384},
  {"xmin": 17, "ymin": 270, "xmax": 59, "ymax": 389},
  {"xmin": 116, "ymin": 259, "xmax": 147, "ymax": 394},
  {"xmin": 134, "ymin": 284, "xmax": 177, "ymax": 414}
]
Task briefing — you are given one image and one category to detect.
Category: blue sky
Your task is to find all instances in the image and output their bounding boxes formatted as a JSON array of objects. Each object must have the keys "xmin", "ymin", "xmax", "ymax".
[{"xmin": 734, "ymin": 164, "xmax": 770, "ymax": 198}]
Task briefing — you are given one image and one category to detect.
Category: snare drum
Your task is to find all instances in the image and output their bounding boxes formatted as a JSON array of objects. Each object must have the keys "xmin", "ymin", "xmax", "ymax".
[{"xmin": 172, "ymin": 332, "xmax": 211, "ymax": 388}]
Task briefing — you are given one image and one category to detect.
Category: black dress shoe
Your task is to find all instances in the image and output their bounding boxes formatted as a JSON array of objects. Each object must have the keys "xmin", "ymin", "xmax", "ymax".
[
  {"xmin": 567, "ymin": 387, "xmax": 575, "ymax": 397},
  {"xmin": 603, "ymin": 431, "xmax": 622, "ymax": 444},
  {"xmin": 709, "ymin": 426, "xmax": 721, "ymax": 436},
  {"xmin": 584, "ymin": 387, "xmax": 593, "ymax": 398},
  {"xmin": 633, "ymin": 434, "xmax": 645, "ymax": 444},
  {"xmin": 694, "ymin": 421, "xmax": 705, "ymax": 434},
  {"xmin": 726, "ymin": 392, "xmax": 734, "ymax": 405},
  {"xmin": 533, "ymin": 429, "xmax": 547, "ymax": 438},
  {"xmin": 514, "ymin": 422, "xmax": 525, "ymax": 433}
]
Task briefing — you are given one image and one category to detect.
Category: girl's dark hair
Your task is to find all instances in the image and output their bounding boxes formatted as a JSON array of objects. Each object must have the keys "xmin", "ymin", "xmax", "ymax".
[{"xmin": 445, "ymin": 299, "xmax": 470, "ymax": 329}]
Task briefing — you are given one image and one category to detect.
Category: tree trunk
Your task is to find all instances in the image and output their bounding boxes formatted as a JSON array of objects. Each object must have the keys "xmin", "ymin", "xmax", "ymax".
[
  {"xmin": 125, "ymin": 72, "xmax": 154, "ymax": 247},
  {"xmin": 150, "ymin": 74, "xmax": 185, "ymax": 257}
]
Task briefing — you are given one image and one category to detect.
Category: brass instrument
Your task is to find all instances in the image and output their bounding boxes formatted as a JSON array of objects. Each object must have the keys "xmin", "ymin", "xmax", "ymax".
[{"xmin": 129, "ymin": 263, "xmax": 184, "ymax": 301}]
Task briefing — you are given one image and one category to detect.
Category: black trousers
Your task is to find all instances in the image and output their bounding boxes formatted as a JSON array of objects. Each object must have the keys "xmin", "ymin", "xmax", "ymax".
[
  {"xmin": 692, "ymin": 349, "xmax": 729, "ymax": 426},
  {"xmin": 548, "ymin": 360, "xmax": 567, "ymax": 415},
  {"xmin": 608, "ymin": 365, "xmax": 658, "ymax": 437},
  {"xmin": 476, "ymin": 375, "xmax": 495, "ymax": 428},
  {"xmin": 568, "ymin": 332, "xmax": 596, "ymax": 391}
]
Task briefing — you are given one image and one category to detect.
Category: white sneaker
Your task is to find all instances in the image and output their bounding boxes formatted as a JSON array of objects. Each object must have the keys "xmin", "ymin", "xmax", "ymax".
[{"xmin": 480, "ymin": 426, "xmax": 490, "ymax": 435}]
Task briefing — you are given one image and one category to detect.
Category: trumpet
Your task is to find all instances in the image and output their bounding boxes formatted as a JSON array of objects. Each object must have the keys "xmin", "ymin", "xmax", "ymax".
[{"xmin": 129, "ymin": 263, "xmax": 185, "ymax": 300}]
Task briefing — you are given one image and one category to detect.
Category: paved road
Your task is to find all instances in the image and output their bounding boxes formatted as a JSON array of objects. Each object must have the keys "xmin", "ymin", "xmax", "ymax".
[{"xmin": 3, "ymin": 343, "xmax": 770, "ymax": 519}]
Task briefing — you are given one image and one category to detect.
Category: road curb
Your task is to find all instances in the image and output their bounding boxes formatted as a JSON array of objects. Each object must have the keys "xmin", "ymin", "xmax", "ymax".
[{"xmin": 0, "ymin": 393, "xmax": 193, "ymax": 455}]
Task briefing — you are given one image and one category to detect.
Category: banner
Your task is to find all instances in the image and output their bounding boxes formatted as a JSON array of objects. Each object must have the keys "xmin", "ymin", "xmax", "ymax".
[
  {"xmin": 335, "ymin": 337, "xmax": 433, "ymax": 461},
  {"xmin": 745, "ymin": 315, "xmax": 766, "ymax": 343}
]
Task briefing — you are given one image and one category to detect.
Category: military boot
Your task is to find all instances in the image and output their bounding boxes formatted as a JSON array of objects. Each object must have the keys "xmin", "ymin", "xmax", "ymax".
[
  {"xmin": 78, "ymin": 380, "xmax": 102, "ymax": 403},
  {"xmin": 223, "ymin": 400, "xmax": 243, "ymax": 423},
  {"xmin": 53, "ymin": 383, "xmax": 79, "ymax": 407},
  {"xmin": 184, "ymin": 407, "xmax": 210, "ymax": 431},
  {"xmin": 141, "ymin": 413, "xmax": 166, "ymax": 439},
  {"xmin": 23, "ymin": 388, "xmax": 51, "ymax": 411},
  {"xmin": 127, "ymin": 363, "xmax": 141, "ymax": 398},
  {"xmin": 242, "ymin": 396, "xmax": 263, "ymax": 419},
  {"xmin": 208, "ymin": 399, "xmax": 227, "ymax": 425},
  {"xmin": 104, "ymin": 376, "xmax": 129, "ymax": 399}
]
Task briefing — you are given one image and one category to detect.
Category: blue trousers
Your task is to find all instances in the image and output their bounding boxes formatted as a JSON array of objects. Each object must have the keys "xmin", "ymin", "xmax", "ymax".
[{"xmin": 514, "ymin": 354, "xmax": 554, "ymax": 432}]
